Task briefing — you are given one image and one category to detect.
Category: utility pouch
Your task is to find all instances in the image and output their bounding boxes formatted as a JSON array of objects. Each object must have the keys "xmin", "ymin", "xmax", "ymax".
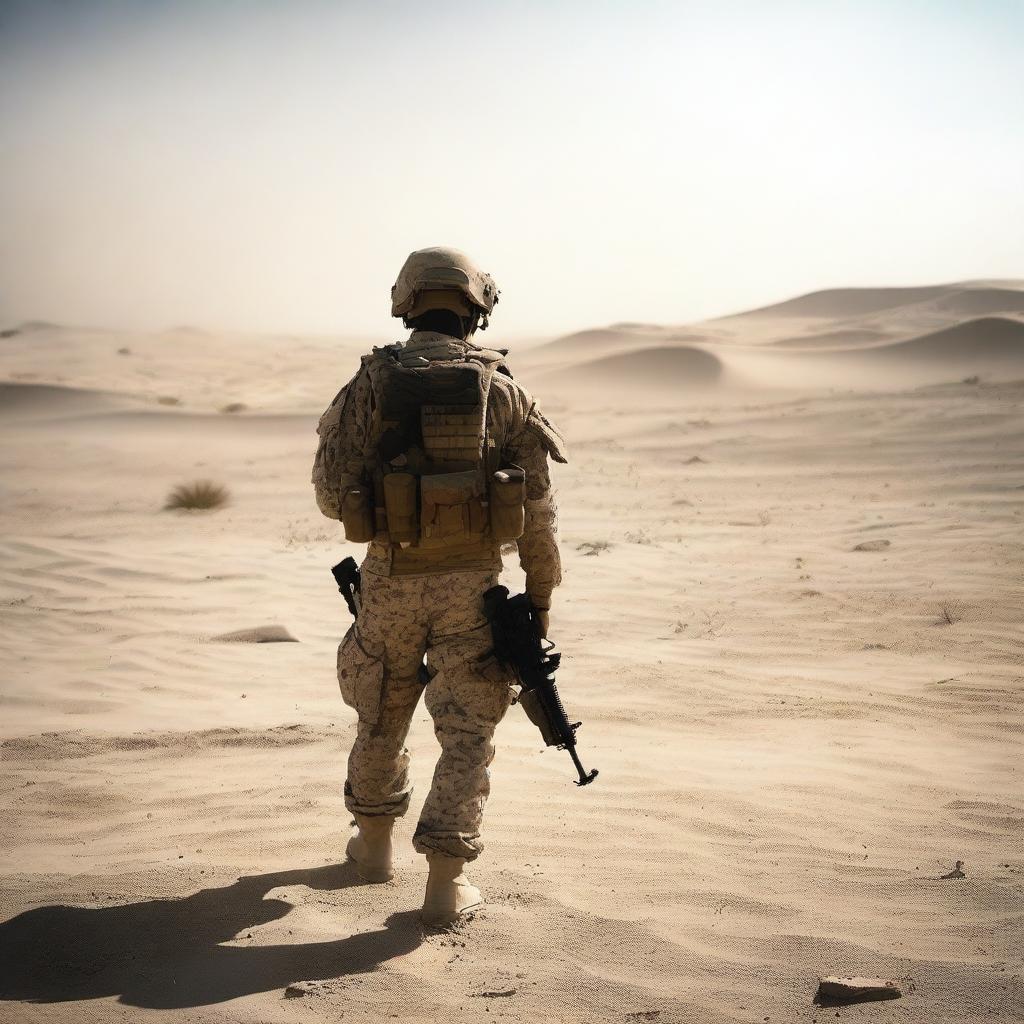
[
  {"xmin": 382, "ymin": 472, "xmax": 417, "ymax": 544},
  {"xmin": 489, "ymin": 466, "xmax": 526, "ymax": 541},
  {"xmin": 341, "ymin": 486, "xmax": 375, "ymax": 543},
  {"xmin": 420, "ymin": 470, "xmax": 486, "ymax": 547}
]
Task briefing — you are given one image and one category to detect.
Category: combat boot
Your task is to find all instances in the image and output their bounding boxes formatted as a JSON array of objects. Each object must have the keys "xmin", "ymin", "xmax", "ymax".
[
  {"xmin": 421, "ymin": 852, "xmax": 482, "ymax": 926},
  {"xmin": 346, "ymin": 813, "xmax": 395, "ymax": 882}
]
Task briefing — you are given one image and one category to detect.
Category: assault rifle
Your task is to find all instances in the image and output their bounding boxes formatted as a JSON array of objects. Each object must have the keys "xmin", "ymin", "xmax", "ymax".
[{"xmin": 482, "ymin": 585, "xmax": 598, "ymax": 787}]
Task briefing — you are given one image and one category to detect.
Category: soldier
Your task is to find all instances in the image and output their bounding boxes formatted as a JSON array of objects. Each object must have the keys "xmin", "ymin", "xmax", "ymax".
[{"xmin": 312, "ymin": 247, "xmax": 566, "ymax": 926}]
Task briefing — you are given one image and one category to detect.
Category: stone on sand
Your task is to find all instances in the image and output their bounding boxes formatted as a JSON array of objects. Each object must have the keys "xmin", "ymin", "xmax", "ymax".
[
  {"xmin": 815, "ymin": 976, "xmax": 902, "ymax": 1004},
  {"xmin": 211, "ymin": 625, "xmax": 298, "ymax": 643}
]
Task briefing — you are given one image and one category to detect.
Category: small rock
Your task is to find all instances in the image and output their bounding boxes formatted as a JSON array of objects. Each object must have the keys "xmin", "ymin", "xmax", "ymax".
[
  {"xmin": 212, "ymin": 625, "xmax": 299, "ymax": 643},
  {"xmin": 940, "ymin": 860, "xmax": 965, "ymax": 879},
  {"xmin": 220, "ymin": 402, "xmax": 248, "ymax": 414},
  {"xmin": 815, "ymin": 977, "xmax": 902, "ymax": 1005},
  {"xmin": 852, "ymin": 539, "xmax": 891, "ymax": 552}
]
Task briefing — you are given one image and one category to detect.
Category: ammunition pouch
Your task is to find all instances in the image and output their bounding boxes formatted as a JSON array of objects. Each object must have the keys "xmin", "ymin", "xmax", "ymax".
[
  {"xmin": 341, "ymin": 486, "xmax": 375, "ymax": 543},
  {"xmin": 419, "ymin": 470, "xmax": 487, "ymax": 548},
  {"xmin": 382, "ymin": 472, "xmax": 417, "ymax": 544},
  {"xmin": 489, "ymin": 466, "xmax": 526, "ymax": 541}
]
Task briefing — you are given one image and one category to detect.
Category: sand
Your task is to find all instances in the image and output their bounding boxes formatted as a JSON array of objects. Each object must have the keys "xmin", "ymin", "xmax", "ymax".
[{"xmin": 1, "ymin": 282, "xmax": 1022, "ymax": 1023}]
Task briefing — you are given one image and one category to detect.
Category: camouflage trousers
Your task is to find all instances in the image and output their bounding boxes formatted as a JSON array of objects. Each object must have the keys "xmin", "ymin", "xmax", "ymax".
[{"xmin": 336, "ymin": 565, "xmax": 516, "ymax": 861}]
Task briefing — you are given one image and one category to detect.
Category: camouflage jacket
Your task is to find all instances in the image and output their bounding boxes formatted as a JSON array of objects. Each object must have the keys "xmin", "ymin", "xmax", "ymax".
[{"xmin": 312, "ymin": 330, "xmax": 566, "ymax": 606}]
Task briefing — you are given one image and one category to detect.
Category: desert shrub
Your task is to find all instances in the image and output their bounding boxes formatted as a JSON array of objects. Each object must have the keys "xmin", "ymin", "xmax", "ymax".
[
  {"xmin": 164, "ymin": 480, "xmax": 230, "ymax": 511},
  {"xmin": 623, "ymin": 529, "xmax": 653, "ymax": 545},
  {"xmin": 939, "ymin": 601, "xmax": 967, "ymax": 626}
]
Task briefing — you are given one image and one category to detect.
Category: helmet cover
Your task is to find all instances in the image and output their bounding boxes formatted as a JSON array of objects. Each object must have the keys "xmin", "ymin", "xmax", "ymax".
[{"xmin": 391, "ymin": 246, "xmax": 499, "ymax": 319}]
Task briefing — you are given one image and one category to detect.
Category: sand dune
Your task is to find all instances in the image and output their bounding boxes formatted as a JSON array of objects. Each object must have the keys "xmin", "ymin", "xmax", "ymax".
[
  {"xmin": 721, "ymin": 284, "xmax": 953, "ymax": 319},
  {"xmin": 769, "ymin": 327, "xmax": 890, "ymax": 349},
  {"xmin": 531, "ymin": 327, "xmax": 713, "ymax": 364},
  {"xmin": 0, "ymin": 319, "xmax": 66, "ymax": 336},
  {"xmin": 860, "ymin": 316, "xmax": 1024, "ymax": 363},
  {"xmin": 0, "ymin": 323, "xmax": 379, "ymax": 412},
  {"xmin": 2, "ymin": 287, "xmax": 1022, "ymax": 1023},
  {"xmin": 767, "ymin": 316, "xmax": 1024, "ymax": 390},
  {"xmin": 715, "ymin": 282, "xmax": 1024, "ymax": 322},
  {"xmin": 542, "ymin": 345, "xmax": 724, "ymax": 390},
  {"xmin": 534, "ymin": 311, "xmax": 1024, "ymax": 395},
  {"xmin": 929, "ymin": 286, "xmax": 1024, "ymax": 317},
  {"xmin": 695, "ymin": 281, "xmax": 1024, "ymax": 355},
  {"xmin": 0, "ymin": 382, "xmax": 128, "ymax": 420},
  {"xmin": 533, "ymin": 327, "xmax": 644, "ymax": 359}
]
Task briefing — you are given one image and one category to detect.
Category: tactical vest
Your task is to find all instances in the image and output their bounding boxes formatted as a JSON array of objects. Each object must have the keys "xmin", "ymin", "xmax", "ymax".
[{"xmin": 339, "ymin": 340, "xmax": 526, "ymax": 575}]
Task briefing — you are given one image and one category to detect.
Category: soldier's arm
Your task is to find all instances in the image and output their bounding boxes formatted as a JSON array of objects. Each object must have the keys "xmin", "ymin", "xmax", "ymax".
[
  {"xmin": 502, "ymin": 384, "xmax": 568, "ymax": 611},
  {"xmin": 311, "ymin": 364, "xmax": 374, "ymax": 520}
]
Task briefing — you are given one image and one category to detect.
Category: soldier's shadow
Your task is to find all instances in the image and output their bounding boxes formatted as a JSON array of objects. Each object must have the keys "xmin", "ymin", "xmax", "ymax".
[{"xmin": 0, "ymin": 862, "xmax": 422, "ymax": 1008}]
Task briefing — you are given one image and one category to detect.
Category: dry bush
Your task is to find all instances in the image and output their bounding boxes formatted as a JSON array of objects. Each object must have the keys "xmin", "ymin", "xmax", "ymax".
[
  {"xmin": 164, "ymin": 480, "xmax": 230, "ymax": 511},
  {"xmin": 623, "ymin": 529, "xmax": 653, "ymax": 545},
  {"xmin": 939, "ymin": 601, "xmax": 967, "ymax": 626}
]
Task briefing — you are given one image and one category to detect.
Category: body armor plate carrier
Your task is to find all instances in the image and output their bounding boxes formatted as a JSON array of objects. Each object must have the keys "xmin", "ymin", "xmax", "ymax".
[{"xmin": 341, "ymin": 343, "xmax": 526, "ymax": 575}]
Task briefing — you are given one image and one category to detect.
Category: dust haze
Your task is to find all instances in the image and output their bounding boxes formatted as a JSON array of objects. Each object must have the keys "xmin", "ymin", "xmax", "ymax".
[
  {"xmin": 2, "ymin": 0, "xmax": 1023, "ymax": 335},
  {"xmin": 1, "ymin": 2, "xmax": 1023, "ymax": 1023}
]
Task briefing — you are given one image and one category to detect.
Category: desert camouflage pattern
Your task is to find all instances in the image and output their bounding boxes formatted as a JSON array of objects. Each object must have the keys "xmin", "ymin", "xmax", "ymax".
[
  {"xmin": 312, "ymin": 329, "xmax": 565, "ymax": 605},
  {"xmin": 390, "ymin": 246, "xmax": 499, "ymax": 318},
  {"xmin": 336, "ymin": 566, "xmax": 516, "ymax": 860},
  {"xmin": 317, "ymin": 328, "xmax": 566, "ymax": 859}
]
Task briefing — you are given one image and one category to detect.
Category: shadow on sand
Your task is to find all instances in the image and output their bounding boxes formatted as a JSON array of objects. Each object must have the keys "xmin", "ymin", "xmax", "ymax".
[{"xmin": 0, "ymin": 862, "xmax": 422, "ymax": 1008}]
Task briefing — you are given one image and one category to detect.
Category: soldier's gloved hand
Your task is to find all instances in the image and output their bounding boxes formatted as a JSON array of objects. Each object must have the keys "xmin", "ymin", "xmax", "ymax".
[
  {"xmin": 527, "ymin": 582, "xmax": 552, "ymax": 637},
  {"xmin": 536, "ymin": 608, "xmax": 550, "ymax": 638}
]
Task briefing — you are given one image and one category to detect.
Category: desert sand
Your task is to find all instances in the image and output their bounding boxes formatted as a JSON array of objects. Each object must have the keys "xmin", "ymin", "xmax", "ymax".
[{"xmin": 1, "ymin": 281, "xmax": 1022, "ymax": 1023}]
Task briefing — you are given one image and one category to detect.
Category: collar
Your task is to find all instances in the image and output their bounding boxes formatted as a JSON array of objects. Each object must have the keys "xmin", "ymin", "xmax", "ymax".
[{"xmin": 407, "ymin": 329, "xmax": 469, "ymax": 348}]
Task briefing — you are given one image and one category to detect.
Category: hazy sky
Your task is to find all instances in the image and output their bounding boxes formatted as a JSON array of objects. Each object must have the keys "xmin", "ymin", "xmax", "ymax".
[{"xmin": 1, "ymin": 0, "xmax": 1022, "ymax": 337}]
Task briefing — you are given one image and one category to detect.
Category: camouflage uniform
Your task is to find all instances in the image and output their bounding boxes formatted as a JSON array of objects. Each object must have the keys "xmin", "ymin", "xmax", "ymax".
[{"xmin": 313, "ymin": 330, "xmax": 565, "ymax": 860}]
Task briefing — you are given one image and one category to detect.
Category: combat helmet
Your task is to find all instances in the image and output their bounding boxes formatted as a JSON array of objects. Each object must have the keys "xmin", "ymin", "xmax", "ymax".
[{"xmin": 391, "ymin": 247, "xmax": 500, "ymax": 330}]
